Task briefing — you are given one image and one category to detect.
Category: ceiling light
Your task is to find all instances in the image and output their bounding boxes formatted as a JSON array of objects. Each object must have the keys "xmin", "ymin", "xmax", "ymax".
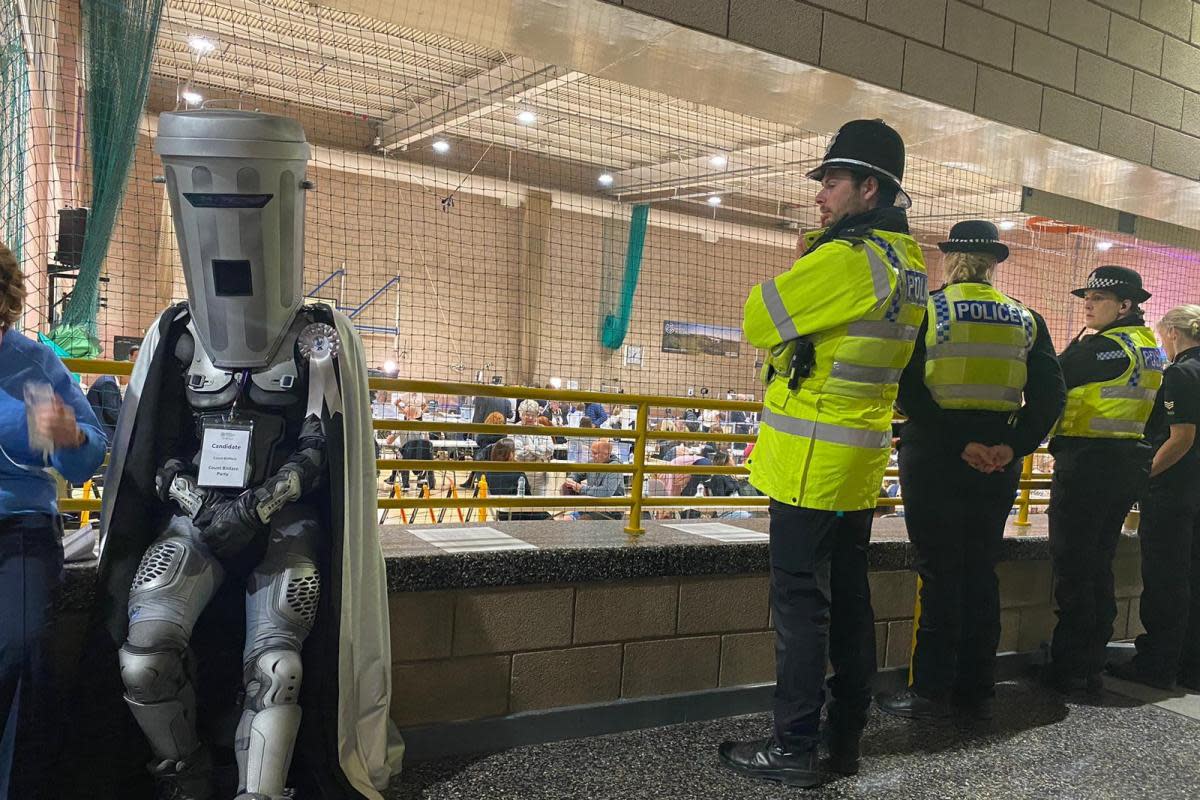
[
  {"xmin": 706, "ymin": 195, "xmax": 722, "ymax": 206},
  {"xmin": 432, "ymin": 139, "xmax": 450, "ymax": 154},
  {"xmin": 998, "ymin": 220, "xmax": 1016, "ymax": 230},
  {"xmin": 598, "ymin": 173, "xmax": 614, "ymax": 186},
  {"xmin": 187, "ymin": 36, "xmax": 215, "ymax": 55},
  {"xmin": 709, "ymin": 154, "xmax": 728, "ymax": 168},
  {"xmin": 1096, "ymin": 241, "xmax": 1114, "ymax": 251},
  {"xmin": 516, "ymin": 110, "xmax": 537, "ymax": 125},
  {"xmin": 181, "ymin": 90, "xmax": 203, "ymax": 105}
]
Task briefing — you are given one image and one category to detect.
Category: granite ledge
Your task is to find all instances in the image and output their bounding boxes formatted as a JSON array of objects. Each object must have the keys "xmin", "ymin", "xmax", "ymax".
[{"xmin": 56, "ymin": 515, "xmax": 1086, "ymax": 607}]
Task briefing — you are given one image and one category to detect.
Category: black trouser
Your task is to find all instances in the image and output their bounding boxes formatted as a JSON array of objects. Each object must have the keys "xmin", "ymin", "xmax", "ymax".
[
  {"xmin": 1048, "ymin": 446, "xmax": 1147, "ymax": 679},
  {"xmin": 768, "ymin": 501, "xmax": 875, "ymax": 750},
  {"xmin": 1132, "ymin": 478, "xmax": 1200, "ymax": 682},
  {"xmin": 898, "ymin": 443, "xmax": 1020, "ymax": 701},
  {"xmin": 0, "ymin": 514, "xmax": 64, "ymax": 800}
]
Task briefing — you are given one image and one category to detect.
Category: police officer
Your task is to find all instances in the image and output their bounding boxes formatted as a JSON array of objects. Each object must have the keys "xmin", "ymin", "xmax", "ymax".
[
  {"xmin": 1108, "ymin": 304, "xmax": 1200, "ymax": 690},
  {"xmin": 719, "ymin": 119, "xmax": 928, "ymax": 787},
  {"xmin": 1045, "ymin": 266, "xmax": 1163, "ymax": 694},
  {"xmin": 877, "ymin": 221, "xmax": 1065, "ymax": 720}
]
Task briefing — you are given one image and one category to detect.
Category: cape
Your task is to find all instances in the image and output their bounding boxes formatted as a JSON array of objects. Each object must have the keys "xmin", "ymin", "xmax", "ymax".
[{"xmin": 62, "ymin": 303, "xmax": 403, "ymax": 798}]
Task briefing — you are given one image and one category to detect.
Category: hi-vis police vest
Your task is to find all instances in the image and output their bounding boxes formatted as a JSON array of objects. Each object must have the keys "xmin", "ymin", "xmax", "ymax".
[
  {"xmin": 924, "ymin": 283, "xmax": 1035, "ymax": 411},
  {"xmin": 744, "ymin": 227, "xmax": 928, "ymax": 511},
  {"xmin": 1056, "ymin": 325, "xmax": 1164, "ymax": 439}
]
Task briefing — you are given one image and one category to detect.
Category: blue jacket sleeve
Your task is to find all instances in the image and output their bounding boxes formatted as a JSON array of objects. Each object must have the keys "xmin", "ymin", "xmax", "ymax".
[{"xmin": 44, "ymin": 355, "xmax": 108, "ymax": 483}]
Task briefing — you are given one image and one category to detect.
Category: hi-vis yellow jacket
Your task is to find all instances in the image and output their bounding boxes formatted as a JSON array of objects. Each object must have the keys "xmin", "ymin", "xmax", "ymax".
[
  {"xmin": 1055, "ymin": 325, "xmax": 1164, "ymax": 439},
  {"xmin": 924, "ymin": 282, "xmax": 1035, "ymax": 411},
  {"xmin": 744, "ymin": 227, "xmax": 928, "ymax": 510}
]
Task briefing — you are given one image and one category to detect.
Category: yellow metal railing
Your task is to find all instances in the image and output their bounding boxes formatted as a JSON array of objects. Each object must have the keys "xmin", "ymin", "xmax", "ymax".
[{"xmin": 59, "ymin": 360, "xmax": 1055, "ymax": 532}]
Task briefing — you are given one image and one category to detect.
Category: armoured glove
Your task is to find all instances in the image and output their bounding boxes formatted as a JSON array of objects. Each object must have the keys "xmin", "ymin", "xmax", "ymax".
[
  {"xmin": 155, "ymin": 458, "xmax": 190, "ymax": 502},
  {"xmin": 194, "ymin": 491, "xmax": 267, "ymax": 559},
  {"xmin": 156, "ymin": 458, "xmax": 207, "ymax": 517}
]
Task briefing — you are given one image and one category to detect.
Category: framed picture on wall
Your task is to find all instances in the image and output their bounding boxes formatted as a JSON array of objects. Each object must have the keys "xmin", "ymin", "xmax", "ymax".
[
  {"xmin": 662, "ymin": 320, "xmax": 741, "ymax": 358},
  {"xmin": 623, "ymin": 344, "xmax": 643, "ymax": 367}
]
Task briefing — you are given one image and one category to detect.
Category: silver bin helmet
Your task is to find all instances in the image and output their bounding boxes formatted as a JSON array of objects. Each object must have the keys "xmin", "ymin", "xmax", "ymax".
[{"xmin": 155, "ymin": 110, "xmax": 311, "ymax": 369}]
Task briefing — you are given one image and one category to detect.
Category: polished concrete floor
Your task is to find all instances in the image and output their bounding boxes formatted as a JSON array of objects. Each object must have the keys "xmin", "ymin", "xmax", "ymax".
[{"xmin": 387, "ymin": 676, "xmax": 1200, "ymax": 800}]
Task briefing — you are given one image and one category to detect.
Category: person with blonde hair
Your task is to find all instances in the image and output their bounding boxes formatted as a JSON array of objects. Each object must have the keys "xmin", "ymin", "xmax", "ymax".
[
  {"xmin": 0, "ymin": 241, "xmax": 106, "ymax": 796},
  {"xmin": 879, "ymin": 220, "xmax": 1065, "ymax": 721},
  {"xmin": 1110, "ymin": 304, "xmax": 1200, "ymax": 690}
]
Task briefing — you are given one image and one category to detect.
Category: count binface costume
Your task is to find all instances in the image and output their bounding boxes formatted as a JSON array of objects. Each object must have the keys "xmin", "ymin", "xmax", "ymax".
[{"xmin": 97, "ymin": 111, "xmax": 402, "ymax": 800}]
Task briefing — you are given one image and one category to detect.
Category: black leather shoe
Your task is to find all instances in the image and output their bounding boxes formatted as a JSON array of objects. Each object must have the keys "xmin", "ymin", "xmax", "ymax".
[
  {"xmin": 822, "ymin": 728, "xmax": 860, "ymax": 776},
  {"xmin": 876, "ymin": 690, "xmax": 952, "ymax": 720},
  {"xmin": 1041, "ymin": 667, "xmax": 1103, "ymax": 697},
  {"xmin": 717, "ymin": 738, "xmax": 821, "ymax": 787},
  {"xmin": 952, "ymin": 695, "xmax": 995, "ymax": 721},
  {"xmin": 1106, "ymin": 661, "xmax": 1176, "ymax": 690},
  {"xmin": 1178, "ymin": 673, "xmax": 1200, "ymax": 692}
]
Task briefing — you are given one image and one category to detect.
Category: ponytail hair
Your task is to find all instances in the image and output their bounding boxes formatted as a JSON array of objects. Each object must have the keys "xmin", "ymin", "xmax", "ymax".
[
  {"xmin": 1160, "ymin": 304, "xmax": 1200, "ymax": 343},
  {"xmin": 943, "ymin": 251, "xmax": 997, "ymax": 285}
]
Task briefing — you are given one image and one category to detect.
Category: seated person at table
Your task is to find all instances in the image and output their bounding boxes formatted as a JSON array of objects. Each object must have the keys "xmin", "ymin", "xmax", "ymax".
[
  {"xmin": 486, "ymin": 439, "xmax": 548, "ymax": 521},
  {"xmin": 513, "ymin": 400, "xmax": 554, "ymax": 461},
  {"xmin": 462, "ymin": 411, "xmax": 508, "ymax": 489},
  {"xmin": 562, "ymin": 439, "xmax": 625, "ymax": 520}
]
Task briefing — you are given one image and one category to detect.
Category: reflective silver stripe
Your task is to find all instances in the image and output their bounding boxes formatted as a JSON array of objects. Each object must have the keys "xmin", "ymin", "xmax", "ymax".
[
  {"xmin": 830, "ymin": 362, "xmax": 902, "ymax": 384},
  {"xmin": 927, "ymin": 342, "xmax": 1027, "ymax": 360},
  {"xmin": 846, "ymin": 320, "xmax": 919, "ymax": 341},
  {"xmin": 761, "ymin": 279, "xmax": 800, "ymax": 342},
  {"xmin": 1089, "ymin": 418, "xmax": 1146, "ymax": 434},
  {"xmin": 761, "ymin": 407, "xmax": 891, "ymax": 449},
  {"xmin": 931, "ymin": 385, "xmax": 1022, "ymax": 405},
  {"xmin": 1100, "ymin": 386, "xmax": 1159, "ymax": 401},
  {"xmin": 864, "ymin": 245, "xmax": 894, "ymax": 305}
]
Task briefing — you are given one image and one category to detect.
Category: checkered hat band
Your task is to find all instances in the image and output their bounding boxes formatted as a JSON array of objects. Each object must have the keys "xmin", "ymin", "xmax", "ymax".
[
  {"xmin": 945, "ymin": 238, "xmax": 1001, "ymax": 244},
  {"xmin": 1087, "ymin": 278, "xmax": 1128, "ymax": 288}
]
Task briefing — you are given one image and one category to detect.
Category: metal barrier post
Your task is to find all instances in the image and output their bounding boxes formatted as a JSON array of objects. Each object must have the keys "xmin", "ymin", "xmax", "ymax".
[
  {"xmin": 624, "ymin": 401, "xmax": 651, "ymax": 538},
  {"xmin": 478, "ymin": 475, "xmax": 489, "ymax": 523},
  {"xmin": 1014, "ymin": 454, "xmax": 1034, "ymax": 531},
  {"xmin": 80, "ymin": 480, "xmax": 94, "ymax": 527}
]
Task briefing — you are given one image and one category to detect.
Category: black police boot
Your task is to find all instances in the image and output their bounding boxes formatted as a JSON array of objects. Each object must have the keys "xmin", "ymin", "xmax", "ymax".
[
  {"xmin": 1040, "ymin": 665, "xmax": 1103, "ymax": 697},
  {"xmin": 876, "ymin": 689, "xmax": 952, "ymax": 720},
  {"xmin": 821, "ymin": 726, "xmax": 861, "ymax": 776},
  {"xmin": 1178, "ymin": 672, "xmax": 1200, "ymax": 692},
  {"xmin": 1106, "ymin": 660, "xmax": 1176, "ymax": 691},
  {"xmin": 149, "ymin": 746, "xmax": 214, "ymax": 800},
  {"xmin": 952, "ymin": 694, "xmax": 995, "ymax": 721},
  {"xmin": 717, "ymin": 738, "xmax": 821, "ymax": 787}
]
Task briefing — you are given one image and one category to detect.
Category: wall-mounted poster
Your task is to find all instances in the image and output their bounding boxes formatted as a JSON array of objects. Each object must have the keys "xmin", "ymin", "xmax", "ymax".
[
  {"xmin": 662, "ymin": 320, "xmax": 741, "ymax": 358},
  {"xmin": 624, "ymin": 344, "xmax": 643, "ymax": 367}
]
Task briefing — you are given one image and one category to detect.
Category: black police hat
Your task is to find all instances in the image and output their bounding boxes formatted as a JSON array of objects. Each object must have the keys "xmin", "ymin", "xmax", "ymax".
[
  {"xmin": 1071, "ymin": 265, "xmax": 1151, "ymax": 303},
  {"xmin": 806, "ymin": 119, "xmax": 911, "ymax": 209},
  {"xmin": 937, "ymin": 220, "xmax": 1009, "ymax": 262}
]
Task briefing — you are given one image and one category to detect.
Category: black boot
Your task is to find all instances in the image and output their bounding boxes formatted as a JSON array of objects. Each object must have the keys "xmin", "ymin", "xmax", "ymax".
[
  {"xmin": 822, "ymin": 727, "xmax": 860, "ymax": 776},
  {"xmin": 951, "ymin": 694, "xmax": 995, "ymax": 721},
  {"xmin": 717, "ymin": 738, "xmax": 821, "ymax": 787},
  {"xmin": 876, "ymin": 689, "xmax": 952, "ymax": 720},
  {"xmin": 1106, "ymin": 660, "xmax": 1176, "ymax": 691},
  {"xmin": 149, "ymin": 746, "xmax": 214, "ymax": 800}
]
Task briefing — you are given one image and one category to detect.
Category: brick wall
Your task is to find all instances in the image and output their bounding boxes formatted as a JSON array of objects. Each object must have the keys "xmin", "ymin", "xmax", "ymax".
[
  {"xmin": 386, "ymin": 548, "xmax": 1146, "ymax": 728},
  {"xmin": 607, "ymin": 0, "xmax": 1200, "ymax": 180}
]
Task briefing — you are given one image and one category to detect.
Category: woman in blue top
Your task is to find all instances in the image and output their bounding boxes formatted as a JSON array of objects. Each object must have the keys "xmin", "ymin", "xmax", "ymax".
[{"xmin": 0, "ymin": 241, "xmax": 106, "ymax": 799}]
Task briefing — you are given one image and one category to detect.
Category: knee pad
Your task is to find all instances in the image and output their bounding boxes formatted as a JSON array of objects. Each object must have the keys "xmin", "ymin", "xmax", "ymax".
[
  {"xmin": 244, "ymin": 649, "xmax": 303, "ymax": 711},
  {"xmin": 119, "ymin": 644, "xmax": 187, "ymax": 703}
]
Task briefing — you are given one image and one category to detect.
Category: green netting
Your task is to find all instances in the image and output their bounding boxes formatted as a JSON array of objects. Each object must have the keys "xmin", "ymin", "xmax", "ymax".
[
  {"xmin": 54, "ymin": 0, "xmax": 166, "ymax": 351},
  {"xmin": 601, "ymin": 204, "xmax": 649, "ymax": 350},
  {"xmin": 0, "ymin": 0, "xmax": 28, "ymax": 264}
]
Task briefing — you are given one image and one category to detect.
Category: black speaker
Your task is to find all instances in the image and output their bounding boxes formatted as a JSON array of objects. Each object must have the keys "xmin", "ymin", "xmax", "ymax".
[{"xmin": 54, "ymin": 206, "xmax": 88, "ymax": 267}]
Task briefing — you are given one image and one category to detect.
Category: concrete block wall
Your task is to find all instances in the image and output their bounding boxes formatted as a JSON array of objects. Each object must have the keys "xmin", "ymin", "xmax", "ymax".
[
  {"xmin": 386, "ymin": 555, "xmax": 1146, "ymax": 728},
  {"xmin": 610, "ymin": 0, "xmax": 1200, "ymax": 179}
]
